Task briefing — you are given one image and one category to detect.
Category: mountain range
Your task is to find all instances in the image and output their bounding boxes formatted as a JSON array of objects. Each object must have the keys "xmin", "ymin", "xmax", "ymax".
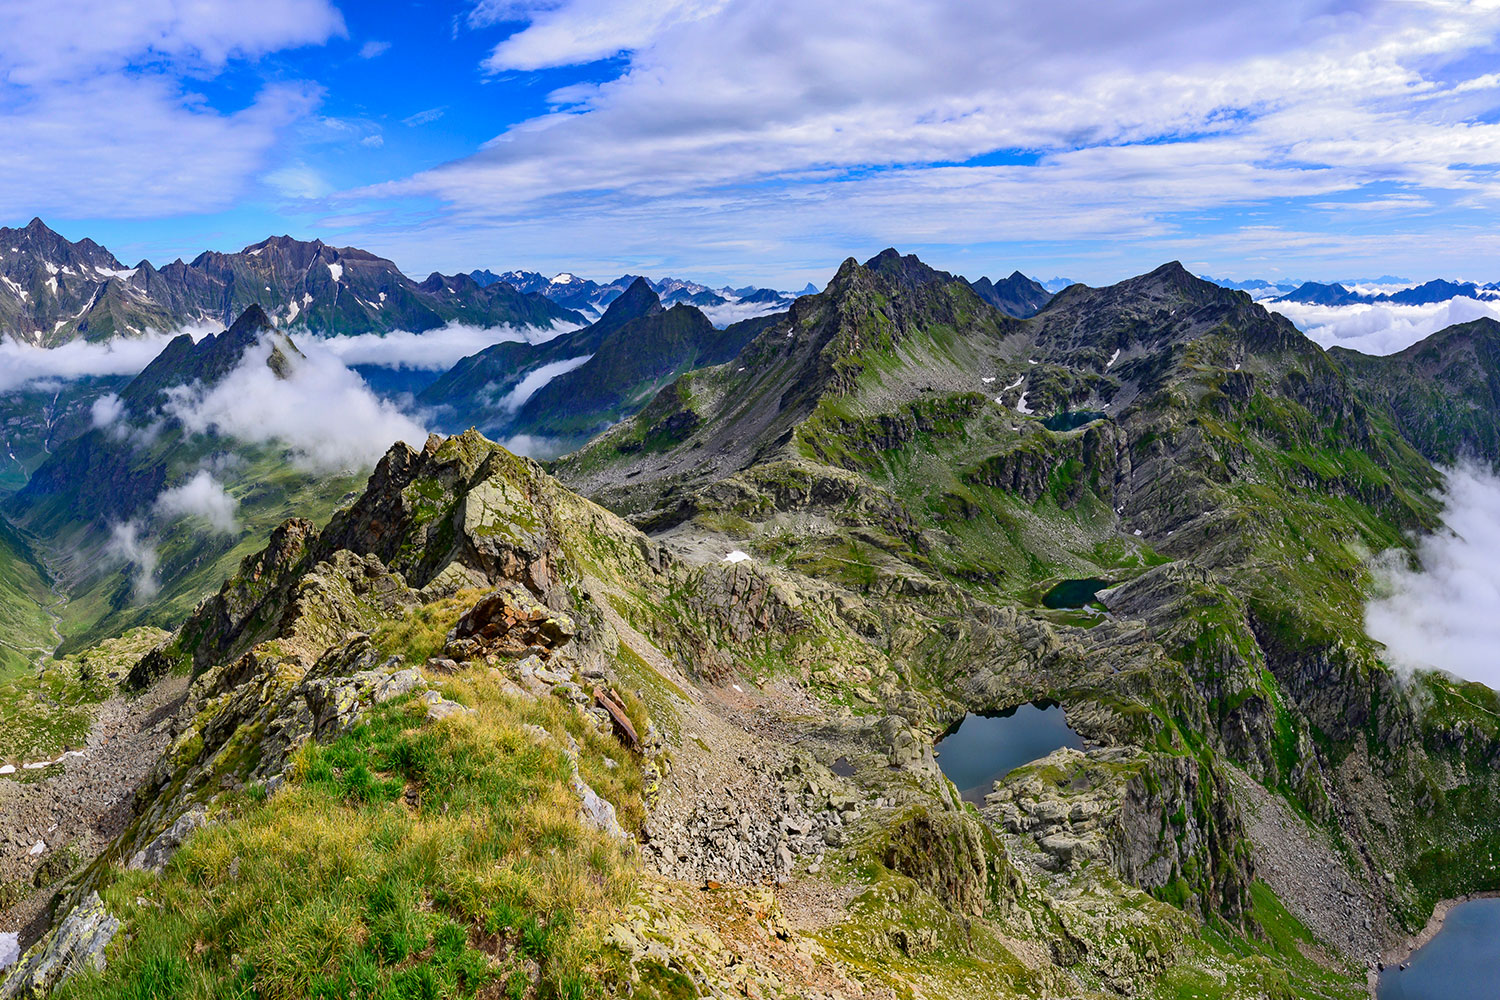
[
  {"xmin": 0, "ymin": 219, "xmax": 579, "ymax": 346},
  {"xmin": 1272, "ymin": 278, "xmax": 1500, "ymax": 306},
  {"xmin": 2, "ymin": 239, "xmax": 1500, "ymax": 998},
  {"xmin": 472, "ymin": 267, "xmax": 804, "ymax": 321}
]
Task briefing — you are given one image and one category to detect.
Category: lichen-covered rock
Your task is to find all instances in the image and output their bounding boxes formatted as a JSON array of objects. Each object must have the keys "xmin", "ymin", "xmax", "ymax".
[
  {"xmin": 421, "ymin": 690, "xmax": 472, "ymax": 722},
  {"xmin": 127, "ymin": 806, "xmax": 206, "ymax": 872},
  {"xmin": 0, "ymin": 892, "xmax": 118, "ymax": 998}
]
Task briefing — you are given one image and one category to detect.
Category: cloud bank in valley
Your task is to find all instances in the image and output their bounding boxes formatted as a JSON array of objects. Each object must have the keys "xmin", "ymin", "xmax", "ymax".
[
  {"xmin": 313, "ymin": 320, "xmax": 576, "ymax": 371},
  {"xmin": 164, "ymin": 337, "xmax": 429, "ymax": 471},
  {"xmin": 1366, "ymin": 464, "xmax": 1500, "ymax": 688},
  {"xmin": 1268, "ymin": 298, "xmax": 1500, "ymax": 356},
  {"xmin": 0, "ymin": 333, "xmax": 187, "ymax": 394},
  {"xmin": 698, "ymin": 300, "xmax": 788, "ymax": 328}
]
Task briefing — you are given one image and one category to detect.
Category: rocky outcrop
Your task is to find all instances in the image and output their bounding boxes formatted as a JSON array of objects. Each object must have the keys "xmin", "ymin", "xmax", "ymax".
[
  {"xmin": 440, "ymin": 585, "xmax": 575, "ymax": 663},
  {"xmin": 987, "ymin": 746, "xmax": 1254, "ymax": 921},
  {"xmin": 880, "ymin": 805, "xmax": 1018, "ymax": 917},
  {"xmin": 0, "ymin": 892, "xmax": 118, "ymax": 998},
  {"xmin": 968, "ymin": 420, "xmax": 1125, "ymax": 507}
]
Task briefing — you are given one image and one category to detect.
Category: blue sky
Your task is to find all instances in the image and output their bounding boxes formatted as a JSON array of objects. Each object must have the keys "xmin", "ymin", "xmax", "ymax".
[{"xmin": 5, "ymin": 0, "xmax": 1500, "ymax": 290}]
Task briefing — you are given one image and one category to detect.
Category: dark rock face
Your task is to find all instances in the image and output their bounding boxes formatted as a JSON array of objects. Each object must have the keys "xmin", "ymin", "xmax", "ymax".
[
  {"xmin": 0, "ymin": 223, "xmax": 579, "ymax": 346},
  {"xmin": 969, "ymin": 271, "xmax": 1053, "ymax": 318}
]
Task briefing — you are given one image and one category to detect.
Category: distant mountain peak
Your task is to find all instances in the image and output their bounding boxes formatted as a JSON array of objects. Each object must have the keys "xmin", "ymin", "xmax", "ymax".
[
  {"xmin": 596, "ymin": 276, "xmax": 662, "ymax": 327},
  {"xmin": 969, "ymin": 270, "xmax": 1051, "ymax": 318},
  {"xmin": 228, "ymin": 303, "xmax": 274, "ymax": 334}
]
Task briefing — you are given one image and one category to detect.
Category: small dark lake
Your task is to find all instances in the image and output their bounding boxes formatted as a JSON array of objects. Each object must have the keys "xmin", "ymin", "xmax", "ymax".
[
  {"xmin": 1042, "ymin": 577, "xmax": 1112, "ymax": 609},
  {"xmin": 1042, "ymin": 410, "xmax": 1107, "ymax": 432},
  {"xmin": 1379, "ymin": 897, "xmax": 1500, "ymax": 1000},
  {"xmin": 935, "ymin": 703, "xmax": 1085, "ymax": 802}
]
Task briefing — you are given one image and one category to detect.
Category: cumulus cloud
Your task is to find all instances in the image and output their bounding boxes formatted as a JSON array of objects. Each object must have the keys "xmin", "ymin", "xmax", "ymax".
[
  {"xmin": 350, "ymin": 0, "xmax": 1500, "ymax": 283},
  {"xmin": 1366, "ymin": 464, "xmax": 1500, "ymax": 688},
  {"xmin": 1270, "ymin": 297, "xmax": 1500, "ymax": 356},
  {"xmin": 493, "ymin": 355, "xmax": 592, "ymax": 412},
  {"xmin": 313, "ymin": 320, "xmax": 576, "ymax": 371},
  {"xmin": 103, "ymin": 521, "xmax": 159, "ymax": 599},
  {"xmin": 154, "ymin": 470, "xmax": 239, "ymax": 533},
  {"xmin": 163, "ymin": 336, "xmax": 429, "ymax": 471}
]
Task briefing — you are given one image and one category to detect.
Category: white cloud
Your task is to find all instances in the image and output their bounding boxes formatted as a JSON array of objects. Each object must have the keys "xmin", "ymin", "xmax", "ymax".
[
  {"xmin": 0, "ymin": 0, "xmax": 342, "ymax": 219},
  {"xmin": 103, "ymin": 521, "xmax": 159, "ymax": 599},
  {"xmin": 154, "ymin": 470, "xmax": 239, "ymax": 533},
  {"xmin": 402, "ymin": 107, "xmax": 446, "ymax": 126},
  {"xmin": 354, "ymin": 0, "xmax": 1500, "ymax": 282},
  {"xmin": 699, "ymin": 299, "xmax": 786, "ymax": 327},
  {"xmin": 358, "ymin": 39, "xmax": 391, "ymax": 59},
  {"xmin": 1366, "ymin": 464, "xmax": 1500, "ymax": 687},
  {"xmin": 1270, "ymin": 297, "xmax": 1500, "ymax": 356},
  {"xmin": 89, "ymin": 393, "xmax": 125, "ymax": 428},
  {"xmin": 313, "ymin": 320, "xmax": 575, "ymax": 371},
  {"xmin": 266, "ymin": 162, "xmax": 332, "ymax": 199},
  {"xmin": 0, "ymin": 332, "xmax": 201, "ymax": 395},
  {"xmin": 500, "ymin": 433, "xmax": 570, "ymax": 459},
  {"xmin": 470, "ymin": 0, "xmax": 728, "ymax": 72},
  {"xmin": 493, "ymin": 354, "xmax": 592, "ymax": 411},
  {"xmin": 162, "ymin": 335, "xmax": 429, "ymax": 471}
]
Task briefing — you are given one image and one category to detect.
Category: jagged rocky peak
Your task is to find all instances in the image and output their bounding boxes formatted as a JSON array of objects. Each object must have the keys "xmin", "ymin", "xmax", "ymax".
[
  {"xmin": 0, "ymin": 217, "xmax": 123, "ymax": 271},
  {"xmin": 173, "ymin": 427, "xmax": 664, "ymax": 675},
  {"xmin": 117, "ymin": 305, "xmax": 297, "ymax": 418},
  {"xmin": 596, "ymin": 275, "xmax": 663, "ymax": 325},
  {"xmin": 968, "ymin": 270, "xmax": 1052, "ymax": 318},
  {"xmin": 859, "ymin": 247, "xmax": 957, "ymax": 292}
]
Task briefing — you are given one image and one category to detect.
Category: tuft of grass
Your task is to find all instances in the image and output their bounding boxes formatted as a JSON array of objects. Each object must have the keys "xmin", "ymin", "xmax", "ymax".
[{"xmin": 57, "ymin": 639, "xmax": 645, "ymax": 1000}]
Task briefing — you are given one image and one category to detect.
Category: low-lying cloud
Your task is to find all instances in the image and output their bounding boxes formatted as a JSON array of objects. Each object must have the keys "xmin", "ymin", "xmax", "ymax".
[
  {"xmin": 154, "ymin": 470, "xmax": 239, "ymax": 533},
  {"xmin": 0, "ymin": 333, "xmax": 182, "ymax": 394},
  {"xmin": 699, "ymin": 300, "xmax": 789, "ymax": 328},
  {"xmin": 89, "ymin": 393, "xmax": 125, "ymax": 428},
  {"xmin": 500, "ymin": 433, "xmax": 572, "ymax": 460},
  {"xmin": 164, "ymin": 337, "xmax": 429, "ymax": 471},
  {"xmin": 313, "ymin": 320, "xmax": 577, "ymax": 371},
  {"xmin": 103, "ymin": 521, "xmax": 159, "ymax": 599},
  {"xmin": 1365, "ymin": 463, "xmax": 1500, "ymax": 687},
  {"xmin": 494, "ymin": 355, "xmax": 592, "ymax": 412},
  {"xmin": 1270, "ymin": 297, "xmax": 1500, "ymax": 356}
]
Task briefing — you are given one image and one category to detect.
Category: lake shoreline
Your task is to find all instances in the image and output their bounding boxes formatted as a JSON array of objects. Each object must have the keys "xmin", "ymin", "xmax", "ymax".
[{"xmin": 1367, "ymin": 890, "xmax": 1500, "ymax": 998}]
